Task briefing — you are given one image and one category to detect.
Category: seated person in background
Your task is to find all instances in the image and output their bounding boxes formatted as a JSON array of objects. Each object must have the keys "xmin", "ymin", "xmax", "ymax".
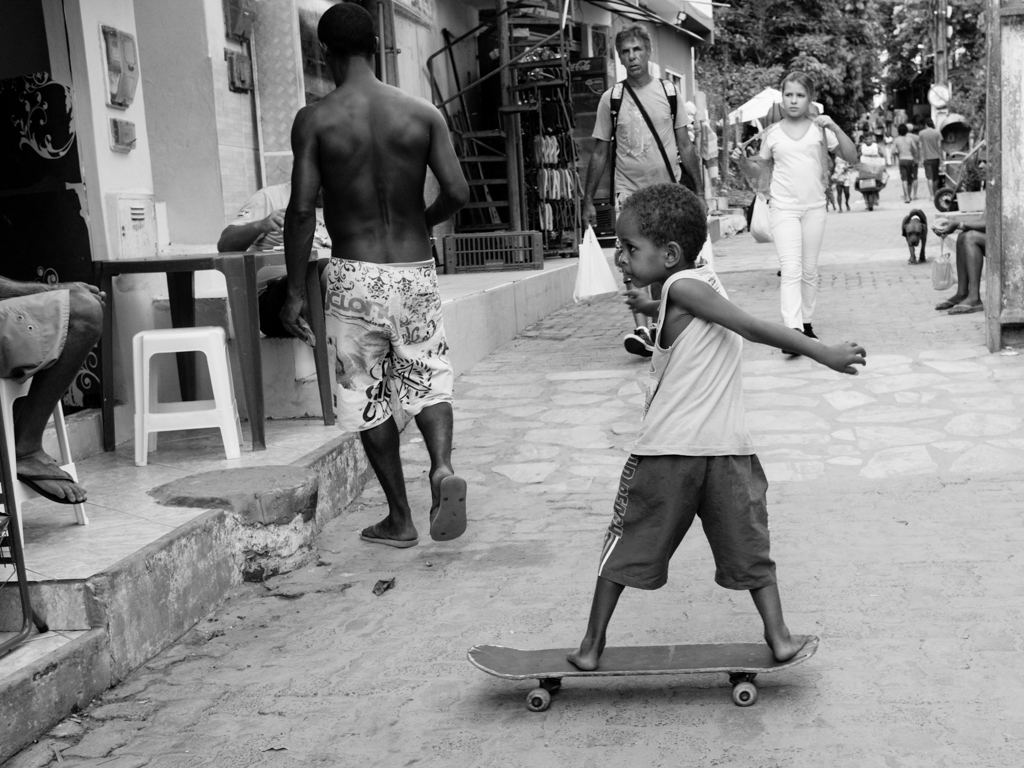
[
  {"xmin": 0, "ymin": 276, "xmax": 104, "ymax": 503},
  {"xmin": 933, "ymin": 215, "xmax": 986, "ymax": 315},
  {"xmin": 217, "ymin": 183, "xmax": 330, "ymax": 338}
]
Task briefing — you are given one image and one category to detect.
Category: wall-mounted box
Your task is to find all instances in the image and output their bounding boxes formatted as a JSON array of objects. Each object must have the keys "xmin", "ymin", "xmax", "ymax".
[
  {"xmin": 224, "ymin": 0, "xmax": 256, "ymax": 42},
  {"xmin": 225, "ymin": 50, "xmax": 253, "ymax": 93},
  {"xmin": 100, "ymin": 25, "xmax": 139, "ymax": 109},
  {"xmin": 106, "ymin": 194, "xmax": 157, "ymax": 259},
  {"xmin": 110, "ymin": 118, "xmax": 136, "ymax": 152}
]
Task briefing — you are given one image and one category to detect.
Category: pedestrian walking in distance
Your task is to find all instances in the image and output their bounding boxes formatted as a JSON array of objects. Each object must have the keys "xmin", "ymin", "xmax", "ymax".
[
  {"xmin": 567, "ymin": 184, "xmax": 866, "ymax": 671},
  {"xmin": 281, "ymin": 2, "xmax": 470, "ymax": 548},
  {"xmin": 732, "ymin": 71, "xmax": 858, "ymax": 350}
]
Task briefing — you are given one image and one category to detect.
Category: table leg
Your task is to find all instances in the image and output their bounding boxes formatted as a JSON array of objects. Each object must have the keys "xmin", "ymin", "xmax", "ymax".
[
  {"xmin": 166, "ymin": 272, "xmax": 197, "ymax": 401},
  {"xmin": 219, "ymin": 257, "xmax": 266, "ymax": 450},
  {"xmin": 305, "ymin": 261, "xmax": 334, "ymax": 426},
  {"xmin": 100, "ymin": 273, "xmax": 116, "ymax": 451}
]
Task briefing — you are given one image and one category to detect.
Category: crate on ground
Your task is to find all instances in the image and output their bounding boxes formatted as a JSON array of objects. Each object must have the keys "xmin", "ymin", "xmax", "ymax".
[{"xmin": 442, "ymin": 231, "xmax": 543, "ymax": 274}]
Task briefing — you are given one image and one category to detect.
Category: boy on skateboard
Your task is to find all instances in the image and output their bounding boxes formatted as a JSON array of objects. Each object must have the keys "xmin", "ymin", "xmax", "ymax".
[{"xmin": 568, "ymin": 184, "xmax": 866, "ymax": 671}]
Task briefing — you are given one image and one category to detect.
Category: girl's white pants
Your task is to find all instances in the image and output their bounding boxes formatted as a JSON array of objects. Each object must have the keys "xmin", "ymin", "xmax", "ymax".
[{"xmin": 769, "ymin": 204, "xmax": 827, "ymax": 328}]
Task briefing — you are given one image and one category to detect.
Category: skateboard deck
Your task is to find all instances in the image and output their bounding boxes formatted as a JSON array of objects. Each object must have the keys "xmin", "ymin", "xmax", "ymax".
[{"xmin": 468, "ymin": 636, "xmax": 819, "ymax": 711}]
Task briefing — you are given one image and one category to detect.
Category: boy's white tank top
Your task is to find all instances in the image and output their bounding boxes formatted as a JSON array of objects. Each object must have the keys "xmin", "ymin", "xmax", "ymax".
[{"xmin": 633, "ymin": 265, "xmax": 754, "ymax": 456}]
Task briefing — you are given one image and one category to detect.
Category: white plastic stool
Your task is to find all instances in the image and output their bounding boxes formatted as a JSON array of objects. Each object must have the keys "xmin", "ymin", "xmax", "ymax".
[
  {"xmin": 0, "ymin": 377, "xmax": 89, "ymax": 537},
  {"xmin": 133, "ymin": 327, "xmax": 242, "ymax": 466}
]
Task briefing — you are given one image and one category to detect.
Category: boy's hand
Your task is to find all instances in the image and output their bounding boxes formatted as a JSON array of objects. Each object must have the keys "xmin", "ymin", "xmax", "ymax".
[
  {"xmin": 819, "ymin": 341, "xmax": 867, "ymax": 375},
  {"xmin": 623, "ymin": 288, "xmax": 659, "ymax": 317}
]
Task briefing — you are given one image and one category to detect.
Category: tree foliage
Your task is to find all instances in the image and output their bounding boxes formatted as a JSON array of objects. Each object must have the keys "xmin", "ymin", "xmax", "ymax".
[
  {"xmin": 695, "ymin": 0, "xmax": 884, "ymax": 131},
  {"xmin": 882, "ymin": 0, "xmax": 987, "ymax": 127}
]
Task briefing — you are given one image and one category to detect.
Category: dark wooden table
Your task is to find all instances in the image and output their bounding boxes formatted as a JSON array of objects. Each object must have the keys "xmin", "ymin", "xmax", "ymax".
[{"xmin": 96, "ymin": 251, "xmax": 334, "ymax": 452}]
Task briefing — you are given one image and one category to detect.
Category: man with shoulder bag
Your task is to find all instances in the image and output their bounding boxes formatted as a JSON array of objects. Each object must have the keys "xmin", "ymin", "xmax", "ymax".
[{"xmin": 580, "ymin": 24, "xmax": 706, "ymax": 357}]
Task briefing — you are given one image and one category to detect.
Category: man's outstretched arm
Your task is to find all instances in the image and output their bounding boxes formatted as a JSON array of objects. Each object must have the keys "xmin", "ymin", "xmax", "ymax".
[
  {"xmin": 281, "ymin": 106, "xmax": 321, "ymax": 342},
  {"xmin": 424, "ymin": 107, "xmax": 469, "ymax": 229}
]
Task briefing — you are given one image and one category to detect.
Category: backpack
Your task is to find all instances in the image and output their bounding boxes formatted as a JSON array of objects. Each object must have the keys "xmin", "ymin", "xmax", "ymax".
[{"xmin": 608, "ymin": 79, "xmax": 679, "ymax": 198}]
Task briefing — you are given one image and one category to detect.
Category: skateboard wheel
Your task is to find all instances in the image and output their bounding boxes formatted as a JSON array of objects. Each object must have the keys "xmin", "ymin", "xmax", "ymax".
[
  {"xmin": 526, "ymin": 687, "xmax": 551, "ymax": 712},
  {"xmin": 732, "ymin": 681, "xmax": 757, "ymax": 707}
]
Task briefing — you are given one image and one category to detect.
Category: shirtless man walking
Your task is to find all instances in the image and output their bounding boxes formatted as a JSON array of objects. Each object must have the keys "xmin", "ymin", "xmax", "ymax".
[{"xmin": 281, "ymin": 3, "xmax": 470, "ymax": 547}]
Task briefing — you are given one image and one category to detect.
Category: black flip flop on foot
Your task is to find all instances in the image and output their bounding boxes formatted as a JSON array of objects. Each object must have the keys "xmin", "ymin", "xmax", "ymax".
[
  {"xmin": 17, "ymin": 468, "xmax": 81, "ymax": 505},
  {"xmin": 430, "ymin": 476, "xmax": 467, "ymax": 542}
]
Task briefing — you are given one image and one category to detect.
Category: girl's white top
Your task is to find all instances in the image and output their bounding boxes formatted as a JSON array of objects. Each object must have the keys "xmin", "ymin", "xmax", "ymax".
[
  {"xmin": 633, "ymin": 266, "xmax": 754, "ymax": 457},
  {"xmin": 760, "ymin": 122, "xmax": 839, "ymax": 210}
]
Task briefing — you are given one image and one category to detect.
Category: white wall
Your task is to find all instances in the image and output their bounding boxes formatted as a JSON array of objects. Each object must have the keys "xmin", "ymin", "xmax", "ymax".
[{"xmin": 61, "ymin": 0, "xmax": 155, "ymax": 262}]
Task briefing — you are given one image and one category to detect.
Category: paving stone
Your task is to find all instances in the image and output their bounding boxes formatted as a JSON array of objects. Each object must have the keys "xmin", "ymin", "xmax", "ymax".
[{"xmin": 491, "ymin": 463, "xmax": 559, "ymax": 484}]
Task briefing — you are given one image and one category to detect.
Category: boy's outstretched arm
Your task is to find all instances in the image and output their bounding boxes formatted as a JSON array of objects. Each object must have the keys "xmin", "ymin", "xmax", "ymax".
[{"xmin": 669, "ymin": 280, "xmax": 867, "ymax": 374}]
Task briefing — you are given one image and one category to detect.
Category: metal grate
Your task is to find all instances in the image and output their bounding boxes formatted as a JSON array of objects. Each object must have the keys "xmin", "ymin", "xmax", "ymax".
[{"xmin": 441, "ymin": 231, "xmax": 544, "ymax": 274}]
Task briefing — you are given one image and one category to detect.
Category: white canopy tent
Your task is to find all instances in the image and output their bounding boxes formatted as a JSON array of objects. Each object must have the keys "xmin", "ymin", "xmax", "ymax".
[{"xmin": 728, "ymin": 87, "xmax": 825, "ymax": 126}]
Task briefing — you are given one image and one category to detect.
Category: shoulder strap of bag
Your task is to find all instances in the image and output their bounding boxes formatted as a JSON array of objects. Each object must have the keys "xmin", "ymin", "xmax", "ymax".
[
  {"xmin": 623, "ymin": 81, "xmax": 677, "ymax": 183},
  {"xmin": 660, "ymin": 79, "xmax": 677, "ymax": 126},
  {"xmin": 609, "ymin": 82, "xmax": 624, "ymax": 200}
]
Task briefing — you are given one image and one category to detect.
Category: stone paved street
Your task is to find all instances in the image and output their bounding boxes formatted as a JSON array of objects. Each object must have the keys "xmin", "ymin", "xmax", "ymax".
[{"xmin": 9, "ymin": 193, "xmax": 1024, "ymax": 768}]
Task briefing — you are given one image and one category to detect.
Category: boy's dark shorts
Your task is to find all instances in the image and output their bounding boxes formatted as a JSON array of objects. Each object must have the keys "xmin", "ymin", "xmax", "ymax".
[
  {"xmin": 598, "ymin": 454, "xmax": 776, "ymax": 591},
  {"xmin": 923, "ymin": 159, "xmax": 941, "ymax": 181},
  {"xmin": 898, "ymin": 161, "xmax": 918, "ymax": 182}
]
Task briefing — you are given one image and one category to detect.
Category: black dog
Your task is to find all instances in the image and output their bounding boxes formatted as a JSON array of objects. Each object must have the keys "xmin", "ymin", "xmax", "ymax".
[{"xmin": 902, "ymin": 209, "xmax": 928, "ymax": 264}]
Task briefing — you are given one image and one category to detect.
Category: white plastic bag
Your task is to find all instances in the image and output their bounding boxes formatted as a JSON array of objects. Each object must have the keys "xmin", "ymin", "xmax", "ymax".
[
  {"xmin": 932, "ymin": 237, "xmax": 954, "ymax": 291},
  {"xmin": 574, "ymin": 225, "xmax": 620, "ymax": 302},
  {"xmin": 750, "ymin": 195, "xmax": 773, "ymax": 243}
]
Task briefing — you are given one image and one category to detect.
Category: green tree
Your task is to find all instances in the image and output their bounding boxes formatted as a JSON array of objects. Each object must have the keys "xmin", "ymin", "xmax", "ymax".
[
  {"xmin": 882, "ymin": 0, "xmax": 987, "ymax": 127},
  {"xmin": 696, "ymin": 0, "xmax": 884, "ymax": 131}
]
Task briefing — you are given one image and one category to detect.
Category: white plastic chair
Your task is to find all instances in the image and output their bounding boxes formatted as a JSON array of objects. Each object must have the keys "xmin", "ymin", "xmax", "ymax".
[
  {"xmin": 133, "ymin": 326, "xmax": 242, "ymax": 466},
  {"xmin": 0, "ymin": 377, "xmax": 89, "ymax": 538}
]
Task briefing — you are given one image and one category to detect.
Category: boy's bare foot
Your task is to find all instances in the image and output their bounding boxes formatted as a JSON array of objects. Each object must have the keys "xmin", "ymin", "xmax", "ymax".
[
  {"xmin": 566, "ymin": 637, "xmax": 605, "ymax": 671},
  {"xmin": 16, "ymin": 450, "xmax": 87, "ymax": 504},
  {"xmin": 765, "ymin": 631, "xmax": 810, "ymax": 663},
  {"xmin": 359, "ymin": 519, "xmax": 418, "ymax": 548}
]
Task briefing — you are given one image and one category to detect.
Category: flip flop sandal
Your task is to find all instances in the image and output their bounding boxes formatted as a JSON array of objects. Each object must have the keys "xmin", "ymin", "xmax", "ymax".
[
  {"xmin": 359, "ymin": 533, "xmax": 418, "ymax": 548},
  {"xmin": 17, "ymin": 467, "xmax": 81, "ymax": 505},
  {"xmin": 935, "ymin": 300, "xmax": 958, "ymax": 311},
  {"xmin": 430, "ymin": 475, "xmax": 467, "ymax": 542},
  {"xmin": 948, "ymin": 303, "xmax": 983, "ymax": 315}
]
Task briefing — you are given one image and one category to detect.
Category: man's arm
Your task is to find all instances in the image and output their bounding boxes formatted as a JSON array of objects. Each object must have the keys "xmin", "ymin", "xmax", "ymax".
[
  {"xmin": 217, "ymin": 212, "xmax": 284, "ymax": 253},
  {"xmin": 0, "ymin": 275, "xmax": 105, "ymax": 305},
  {"xmin": 280, "ymin": 105, "xmax": 321, "ymax": 342},
  {"xmin": 0, "ymin": 276, "xmax": 48, "ymax": 300},
  {"xmin": 675, "ymin": 126, "xmax": 704, "ymax": 196},
  {"xmin": 581, "ymin": 139, "xmax": 610, "ymax": 226},
  {"xmin": 424, "ymin": 107, "xmax": 469, "ymax": 229}
]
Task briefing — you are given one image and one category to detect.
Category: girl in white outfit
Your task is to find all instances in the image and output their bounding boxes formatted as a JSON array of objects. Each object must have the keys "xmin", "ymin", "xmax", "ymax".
[{"xmin": 735, "ymin": 72, "xmax": 858, "ymax": 347}]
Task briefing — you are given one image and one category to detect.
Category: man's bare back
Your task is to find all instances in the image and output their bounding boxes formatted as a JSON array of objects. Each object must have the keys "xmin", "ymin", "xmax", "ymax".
[{"xmin": 285, "ymin": 65, "xmax": 467, "ymax": 269}]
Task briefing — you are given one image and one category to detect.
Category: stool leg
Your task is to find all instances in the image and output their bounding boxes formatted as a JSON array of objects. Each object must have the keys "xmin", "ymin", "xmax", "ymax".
[
  {"xmin": 133, "ymin": 334, "xmax": 146, "ymax": 467},
  {"xmin": 206, "ymin": 342, "xmax": 241, "ymax": 460}
]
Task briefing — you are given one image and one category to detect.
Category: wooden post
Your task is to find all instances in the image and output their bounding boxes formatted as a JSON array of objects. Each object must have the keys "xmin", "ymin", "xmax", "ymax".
[{"xmin": 986, "ymin": 0, "xmax": 1024, "ymax": 350}]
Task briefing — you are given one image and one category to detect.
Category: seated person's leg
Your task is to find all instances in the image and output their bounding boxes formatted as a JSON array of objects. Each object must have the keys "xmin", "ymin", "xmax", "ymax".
[
  {"xmin": 11, "ymin": 289, "xmax": 102, "ymax": 503},
  {"xmin": 961, "ymin": 232, "xmax": 986, "ymax": 308}
]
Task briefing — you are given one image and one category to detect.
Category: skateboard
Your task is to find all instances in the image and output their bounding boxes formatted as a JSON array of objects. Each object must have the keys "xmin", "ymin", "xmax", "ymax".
[{"xmin": 468, "ymin": 636, "xmax": 819, "ymax": 711}]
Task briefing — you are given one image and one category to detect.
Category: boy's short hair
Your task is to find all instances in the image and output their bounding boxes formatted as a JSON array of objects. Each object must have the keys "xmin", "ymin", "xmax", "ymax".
[
  {"xmin": 897, "ymin": 123, "xmax": 908, "ymax": 136},
  {"xmin": 621, "ymin": 184, "xmax": 707, "ymax": 263},
  {"xmin": 615, "ymin": 24, "xmax": 652, "ymax": 53},
  {"xmin": 319, "ymin": 3, "xmax": 376, "ymax": 58}
]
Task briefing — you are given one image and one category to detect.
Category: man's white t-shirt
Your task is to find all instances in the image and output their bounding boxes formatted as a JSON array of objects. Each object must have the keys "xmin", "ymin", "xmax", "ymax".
[
  {"xmin": 593, "ymin": 78, "xmax": 691, "ymax": 195},
  {"xmin": 227, "ymin": 183, "xmax": 331, "ymax": 292},
  {"xmin": 759, "ymin": 123, "xmax": 839, "ymax": 210}
]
